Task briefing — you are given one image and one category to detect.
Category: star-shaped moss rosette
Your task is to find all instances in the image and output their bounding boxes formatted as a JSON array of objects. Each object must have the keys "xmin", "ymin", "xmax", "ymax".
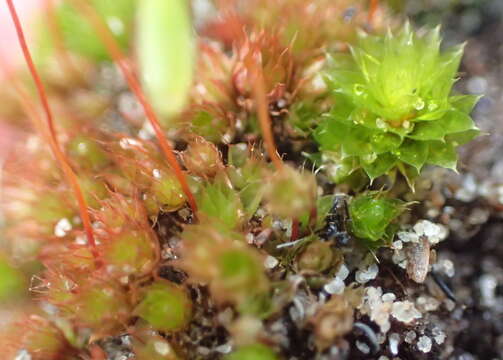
[{"xmin": 314, "ymin": 23, "xmax": 481, "ymax": 185}]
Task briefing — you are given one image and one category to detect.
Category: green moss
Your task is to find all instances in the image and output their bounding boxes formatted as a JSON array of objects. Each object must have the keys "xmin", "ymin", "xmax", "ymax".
[
  {"xmin": 38, "ymin": 0, "xmax": 136, "ymax": 61},
  {"xmin": 349, "ymin": 192, "xmax": 406, "ymax": 243},
  {"xmin": 315, "ymin": 24, "xmax": 479, "ymax": 184},
  {"xmin": 135, "ymin": 281, "xmax": 192, "ymax": 332},
  {"xmin": 0, "ymin": 258, "xmax": 25, "ymax": 301}
]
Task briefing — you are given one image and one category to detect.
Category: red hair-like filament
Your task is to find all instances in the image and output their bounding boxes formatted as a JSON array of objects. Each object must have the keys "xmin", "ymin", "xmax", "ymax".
[
  {"xmin": 68, "ymin": 0, "xmax": 198, "ymax": 215},
  {"xmin": 6, "ymin": 0, "xmax": 99, "ymax": 261}
]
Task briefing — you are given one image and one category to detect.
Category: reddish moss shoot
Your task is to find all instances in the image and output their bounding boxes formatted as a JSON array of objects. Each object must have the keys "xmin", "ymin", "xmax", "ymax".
[
  {"xmin": 368, "ymin": 0, "xmax": 379, "ymax": 26},
  {"xmin": 249, "ymin": 63, "xmax": 284, "ymax": 171},
  {"xmin": 6, "ymin": 0, "xmax": 99, "ymax": 261},
  {"xmin": 69, "ymin": 0, "xmax": 198, "ymax": 215}
]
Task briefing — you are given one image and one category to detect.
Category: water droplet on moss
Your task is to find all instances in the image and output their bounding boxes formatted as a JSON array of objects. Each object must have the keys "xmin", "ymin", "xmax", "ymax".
[
  {"xmin": 354, "ymin": 84, "xmax": 365, "ymax": 96},
  {"xmin": 413, "ymin": 98, "xmax": 425, "ymax": 111}
]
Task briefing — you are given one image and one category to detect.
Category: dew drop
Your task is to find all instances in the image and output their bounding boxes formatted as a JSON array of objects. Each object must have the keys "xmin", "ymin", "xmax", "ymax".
[
  {"xmin": 354, "ymin": 84, "xmax": 365, "ymax": 96},
  {"xmin": 413, "ymin": 98, "xmax": 425, "ymax": 111},
  {"xmin": 428, "ymin": 101, "xmax": 438, "ymax": 111},
  {"xmin": 362, "ymin": 153, "xmax": 377, "ymax": 164},
  {"xmin": 376, "ymin": 118, "xmax": 387, "ymax": 129}
]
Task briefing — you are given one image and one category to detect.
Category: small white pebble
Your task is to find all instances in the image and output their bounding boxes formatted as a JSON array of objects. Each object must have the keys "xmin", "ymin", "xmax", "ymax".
[
  {"xmin": 405, "ymin": 331, "xmax": 417, "ymax": 344},
  {"xmin": 356, "ymin": 264, "xmax": 379, "ymax": 284},
  {"xmin": 264, "ymin": 255, "xmax": 279, "ymax": 269},
  {"xmin": 416, "ymin": 296, "xmax": 441, "ymax": 312},
  {"xmin": 356, "ymin": 340, "xmax": 370, "ymax": 354},
  {"xmin": 54, "ymin": 218, "xmax": 72, "ymax": 237},
  {"xmin": 154, "ymin": 341, "xmax": 172, "ymax": 356},
  {"xmin": 392, "ymin": 240, "xmax": 403, "ymax": 250},
  {"xmin": 391, "ymin": 301, "xmax": 422, "ymax": 323},
  {"xmin": 398, "ymin": 231, "xmax": 419, "ymax": 243},
  {"xmin": 215, "ymin": 343, "xmax": 232, "ymax": 354},
  {"xmin": 382, "ymin": 293, "xmax": 396, "ymax": 303},
  {"xmin": 444, "ymin": 299, "xmax": 456, "ymax": 311},
  {"xmin": 417, "ymin": 335, "xmax": 432, "ymax": 353},
  {"xmin": 432, "ymin": 327, "xmax": 446, "ymax": 345},
  {"xmin": 324, "ymin": 276, "xmax": 345, "ymax": 295},
  {"xmin": 336, "ymin": 263, "xmax": 350, "ymax": 280},
  {"xmin": 389, "ymin": 333, "xmax": 400, "ymax": 355}
]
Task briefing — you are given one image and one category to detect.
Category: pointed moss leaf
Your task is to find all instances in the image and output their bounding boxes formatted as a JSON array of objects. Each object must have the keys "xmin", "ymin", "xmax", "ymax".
[
  {"xmin": 446, "ymin": 128, "xmax": 481, "ymax": 146},
  {"xmin": 396, "ymin": 139, "xmax": 429, "ymax": 171},
  {"xmin": 397, "ymin": 163, "xmax": 420, "ymax": 191},
  {"xmin": 370, "ymin": 132, "xmax": 402, "ymax": 154},
  {"xmin": 198, "ymin": 182, "xmax": 243, "ymax": 230},
  {"xmin": 135, "ymin": 281, "xmax": 192, "ymax": 332},
  {"xmin": 427, "ymin": 141, "xmax": 458, "ymax": 170},
  {"xmin": 218, "ymin": 250, "xmax": 264, "ymax": 292},
  {"xmin": 442, "ymin": 109, "xmax": 477, "ymax": 134},
  {"xmin": 341, "ymin": 125, "xmax": 375, "ymax": 157},
  {"xmin": 349, "ymin": 193, "xmax": 405, "ymax": 242},
  {"xmin": 362, "ymin": 153, "xmax": 397, "ymax": 181},
  {"xmin": 313, "ymin": 117, "xmax": 349, "ymax": 151},
  {"xmin": 408, "ymin": 121, "xmax": 445, "ymax": 141},
  {"xmin": 450, "ymin": 95, "xmax": 482, "ymax": 114},
  {"xmin": 138, "ymin": 0, "xmax": 194, "ymax": 118}
]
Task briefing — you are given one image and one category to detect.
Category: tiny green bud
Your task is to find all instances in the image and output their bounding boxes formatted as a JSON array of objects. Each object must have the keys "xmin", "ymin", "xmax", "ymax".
[
  {"xmin": 262, "ymin": 166, "xmax": 317, "ymax": 218},
  {"xmin": 297, "ymin": 240, "xmax": 334, "ymax": 273},
  {"xmin": 148, "ymin": 172, "xmax": 186, "ymax": 214},
  {"xmin": 103, "ymin": 231, "xmax": 156, "ymax": 276},
  {"xmin": 183, "ymin": 138, "xmax": 222, "ymax": 177},
  {"xmin": 135, "ymin": 281, "xmax": 192, "ymax": 332},
  {"xmin": 67, "ymin": 135, "xmax": 109, "ymax": 170},
  {"xmin": 349, "ymin": 192, "xmax": 405, "ymax": 242}
]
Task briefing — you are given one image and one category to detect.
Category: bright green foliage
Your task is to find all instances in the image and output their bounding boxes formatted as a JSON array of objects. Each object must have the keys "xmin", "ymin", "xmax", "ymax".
[
  {"xmin": 135, "ymin": 281, "xmax": 192, "ymax": 332},
  {"xmin": 218, "ymin": 250, "xmax": 265, "ymax": 292},
  {"xmin": 198, "ymin": 180, "xmax": 244, "ymax": 230},
  {"xmin": 39, "ymin": 0, "xmax": 136, "ymax": 61},
  {"xmin": 0, "ymin": 257, "xmax": 25, "ymax": 301},
  {"xmin": 103, "ymin": 231, "xmax": 155, "ymax": 276},
  {"xmin": 226, "ymin": 152, "xmax": 265, "ymax": 221},
  {"xmin": 78, "ymin": 176, "xmax": 108, "ymax": 209},
  {"xmin": 138, "ymin": 0, "xmax": 195, "ymax": 119},
  {"xmin": 315, "ymin": 24, "xmax": 480, "ymax": 184},
  {"xmin": 33, "ymin": 193, "xmax": 74, "ymax": 226},
  {"xmin": 68, "ymin": 135, "xmax": 109, "ymax": 171},
  {"xmin": 74, "ymin": 285, "xmax": 130, "ymax": 329},
  {"xmin": 146, "ymin": 173, "xmax": 186, "ymax": 214},
  {"xmin": 225, "ymin": 344, "xmax": 279, "ymax": 360},
  {"xmin": 262, "ymin": 166, "xmax": 317, "ymax": 219},
  {"xmin": 349, "ymin": 192, "xmax": 406, "ymax": 242}
]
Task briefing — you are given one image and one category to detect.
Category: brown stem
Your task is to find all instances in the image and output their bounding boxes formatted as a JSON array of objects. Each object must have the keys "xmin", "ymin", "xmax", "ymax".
[
  {"xmin": 6, "ymin": 0, "xmax": 99, "ymax": 262},
  {"xmin": 249, "ymin": 64, "xmax": 284, "ymax": 170}
]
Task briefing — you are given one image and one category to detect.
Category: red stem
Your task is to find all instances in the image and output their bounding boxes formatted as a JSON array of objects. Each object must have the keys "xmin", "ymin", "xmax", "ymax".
[
  {"xmin": 69, "ymin": 0, "xmax": 198, "ymax": 215},
  {"xmin": 368, "ymin": 0, "xmax": 379, "ymax": 26},
  {"xmin": 250, "ymin": 65, "xmax": 284, "ymax": 170},
  {"xmin": 6, "ymin": 0, "xmax": 99, "ymax": 261}
]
